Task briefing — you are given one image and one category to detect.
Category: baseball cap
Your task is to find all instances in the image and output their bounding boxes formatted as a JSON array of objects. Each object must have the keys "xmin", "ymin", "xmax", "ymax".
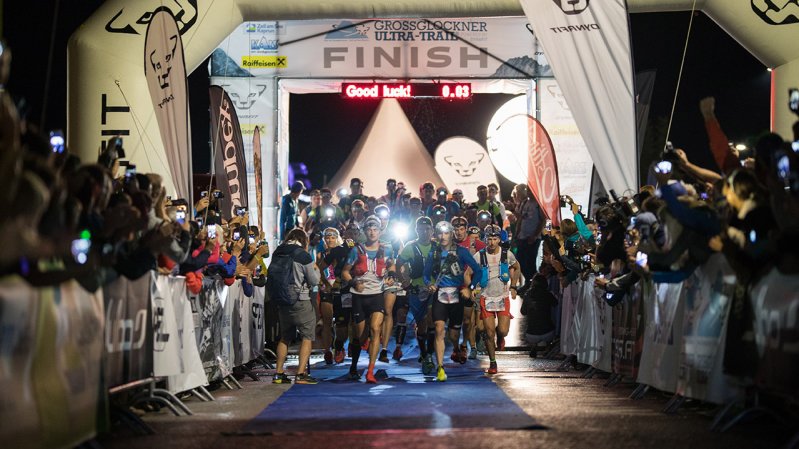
[{"xmin": 416, "ymin": 216, "xmax": 433, "ymax": 227}]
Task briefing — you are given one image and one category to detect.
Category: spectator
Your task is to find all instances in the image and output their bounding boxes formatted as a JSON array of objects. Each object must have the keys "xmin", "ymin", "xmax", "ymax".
[
  {"xmin": 513, "ymin": 184, "xmax": 545, "ymax": 290},
  {"xmin": 521, "ymin": 274, "xmax": 557, "ymax": 357},
  {"xmin": 280, "ymin": 181, "xmax": 304, "ymax": 240}
]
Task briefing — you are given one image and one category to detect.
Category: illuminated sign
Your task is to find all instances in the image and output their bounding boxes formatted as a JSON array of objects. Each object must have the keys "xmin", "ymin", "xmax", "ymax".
[{"xmin": 341, "ymin": 83, "xmax": 471, "ymax": 99}]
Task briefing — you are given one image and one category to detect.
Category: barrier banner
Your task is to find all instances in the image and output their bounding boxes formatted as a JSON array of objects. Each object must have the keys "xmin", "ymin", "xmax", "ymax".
[
  {"xmin": 220, "ymin": 282, "xmax": 238, "ymax": 373},
  {"xmin": 676, "ymin": 254, "xmax": 738, "ymax": 403},
  {"xmin": 611, "ymin": 282, "xmax": 645, "ymax": 378},
  {"xmin": 237, "ymin": 289, "xmax": 252, "ymax": 366},
  {"xmin": 750, "ymin": 268, "xmax": 799, "ymax": 395},
  {"xmin": 209, "ymin": 85, "xmax": 249, "ymax": 220},
  {"xmin": 573, "ymin": 276, "xmax": 612, "ymax": 371},
  {"xmin": 636, "ymin": 281, "xmax": 684, "ymax": 393},
  {"xmin": 250, "ymin": 286, "xmax": 266, "ymax": 359},
  {"xmin": 144, "ymin": 10, "xmax": 192, "ymax": 201},
  {"xmin": 152, "ymin": 276, "xmax": 182, "ymax": 377},
  {"xmin": 559, "ymin": 282, "xmax": 580, "ymax": 356},
  {"xmin": 195, "ymin": 278, "xmax": 225, "ymax": 381},
  {"xmin": 0, "ymin": 277, "xmax": 43, "ymax": 448},
  {"xmin": 164, "ymin": 277, "xmax": 207, "ymax": 394},
  {"xmin": 103, "ymin": 274, "xmax": 153, "ymax": 388}
]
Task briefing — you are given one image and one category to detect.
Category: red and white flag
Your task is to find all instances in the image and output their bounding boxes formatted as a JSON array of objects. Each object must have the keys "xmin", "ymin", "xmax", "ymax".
[{"xmin": 526, "ymin": 116, "xmax": 561, "ymax": 226}]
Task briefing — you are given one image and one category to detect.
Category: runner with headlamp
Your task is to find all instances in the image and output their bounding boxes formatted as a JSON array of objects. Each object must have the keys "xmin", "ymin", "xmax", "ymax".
[
  {"xmin": 452, "ymin": 216, "xmax": 486, "ymax": 360},
  {"xmin": 423, "ymin": 221, "xmax": 482, "ymax": 382}
]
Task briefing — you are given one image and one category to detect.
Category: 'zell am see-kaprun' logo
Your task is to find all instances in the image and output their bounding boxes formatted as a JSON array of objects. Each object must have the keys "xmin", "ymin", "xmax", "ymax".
[{"xmin": 553, "ymin": 0, "xmax": 590, "ymax": 15}]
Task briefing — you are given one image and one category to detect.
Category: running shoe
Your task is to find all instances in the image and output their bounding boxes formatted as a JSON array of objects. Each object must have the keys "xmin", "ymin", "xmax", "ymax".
[
  {"xmin": 334, "ymin": 349, "xmax": 346, "ymax": 364},
  {"xmin": 324, "ymin": 349, "xmax": 334, "ymax": 365},
  {"xmin": 450, "ymin": 350, "xmax": 461, "ymax": 363},
  {"xmin": 365, "ymin": 367, "xmax": 377, "ymax": 384},
  {"xmin": 476, "ymin": 338, "xmax": 487, "ymax": 355},
  {"xmin": 378, "ymin": 349, "xmax": 389, "ymax": 363},
  {"xmin": 272, "ymin": 372, "xmax": 291, "ymax": 384},
  {"xmin": 361, "ymin": 338, "xmax": 370, "ymax": 351},
  {"xmin": 348, "ymin": 368, "xmax": 361, "ymax": 381},
  {"xmin": 458, "ymin": 345, "xmax": 468, "ymax": 364},
  {"xmin": 392, "ymin": 347, "xmax": 403, "ymax": 361},
  {"xmin": 417, "ymin": 354, "xmax": 425, "ymax": 364},
  {"xmin": 295, "ymin": 373, "xmax": 319, "ymax": 384},
  {"xmin": 422, "ymin": 355, "xmax": 435, "ymax": 375},
  {"xmin": 436, "ymin": 366, "xmax": 448, "ymax": 382},
  {"xmin": 486, "ymin": 361, "xmax": 498, "ymax": 375},
  {"xmin": 497, "ymin": 335, "xmax": 505, "ymax": 351},
  {"xmin": 469, "ymin": 347, "xmax": 478, "ymax": 360}
]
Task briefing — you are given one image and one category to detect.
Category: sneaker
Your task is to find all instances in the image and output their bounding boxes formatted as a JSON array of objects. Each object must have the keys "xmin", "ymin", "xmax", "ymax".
[
  {"xmin": 436, "ymin": 366, "xmax": 448, "ymax": 382},
  {"xmin": 272, "ymin": 372, "xmax": 291, "ymax": 384},
  {"xmin": 497, "ymin": 335, "xmax": 505, "ymax": 351},
  {"xmin": 361, "ymin": 338, "xmax": 370, "ymax": 351},
  {"xmin": 365, "ymin": 367, "xmax": 377, "ymax": 384},
  {"xmin": 486, "ymin": 361, "xmax": 498, "ymax": 375},
  {"xmin": 378, "ymin": 349, "xmax": 389, "ymax": 363},
  {"xmin": 458, "ymin": 345, "xmax": 468, "ymax": 364},
  {"xmin": 417, "ymin": 354, "xmax": 425, "ymax": 364},
  {"xmin": 450, "ymin": 350, "xmax": 461, "ymax": 363},
  {"xmin": 392, "ymin": 347, "xmax": 403, "ymax": 361},
  {"xmin": 348, "ymin": 368, "xmax": 361, "ymax": 381},
  {"xmin": 295, "ymin": 373, "xmax": 319, "ymax": 384},
  {"xmin": 335, "ymin": 349, "xmax": 345, "ymax": 364},
  {"xmin": 469, "ymin": 347, "xmax": 478, "ymax": 360},
  {"xmin": 422, "ymin": 355, "xmax": 435, "ymax": 375},
  {"xmin": 324, "ymin": 349, "xmax": 334, "ymax": 364}
]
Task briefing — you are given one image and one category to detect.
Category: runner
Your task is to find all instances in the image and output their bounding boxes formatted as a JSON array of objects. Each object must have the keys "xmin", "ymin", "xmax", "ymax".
[
  {"xmin": 396, "ymin": 216, "xmax": 437, "ymax": 374},
  {"xmin": 452, "ymin": 216, "xmax": 486, "ymax": 360},
  {"xmin": 424, "ymin": 221, "xmax": 482, "ymax": 382},
  {"xmin": 341, "ymin": 216, "xmax": 397, "ymax": 383},
  {"xmin": 316, "ymin": 227, "xmax": 355, "ymax": 364},
  {"xmin": 467, "ymin": 224, "xmax": 521, "ymax": 374},
  {"xmin": 374, "ymin": 203, "xmax": 402, "ymax": 363}
]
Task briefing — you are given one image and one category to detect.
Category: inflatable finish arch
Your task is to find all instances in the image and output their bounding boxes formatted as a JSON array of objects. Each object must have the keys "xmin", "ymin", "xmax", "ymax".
[{"xmin": 68, "ymin": 0, "xmax": 799, "ymax": 197}]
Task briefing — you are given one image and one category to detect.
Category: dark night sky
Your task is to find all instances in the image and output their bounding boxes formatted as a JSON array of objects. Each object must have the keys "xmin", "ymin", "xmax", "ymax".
[{"xmin": 3, "ymin": 5, "xmax": 769, "ymax": 190}]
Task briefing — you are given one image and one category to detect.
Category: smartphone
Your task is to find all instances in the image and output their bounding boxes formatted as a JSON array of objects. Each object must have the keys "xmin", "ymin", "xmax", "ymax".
[
  {"xmin": 248, "ymin": 235, "xmax": 256, "ymax": 244},
  {"xmin": 700, "ymin": 192, "xmax": 709, "ymax": 200},
  {"xmin": 213, "ymin": 190, "xmax": 224, "ymax": 199},
  {"xmin": 789, "ymin": 88, "xmax": 799, "ymax": 114},
  {"xmin": 233, "ymin": 229, "xmax": 241, "ymax": 241},
  {"xmin": 125, "ymin": 164, "xmax": 137, "ymax": 181},
  {"xmin": 655, "ymin": 160, "xmax": 673, "ymax": 174},
  {"xmin": 175, "ymin": 210, "xmax": 186, "ymax": 225},
  {"xmin": 559, "ymin": 195, "xmax": 567, "ymax": 208},
  {"xmin": 235, "ymin": 206, "xmax": 248, "ymax": 217},
  {"xmin": 49, "ymin": 130, "xmax": 65, "ymax": 154},
  {"xmin": 545, "ymin": 219, "xmax": 552, "ymax": 231},
  {"xmin": 200, "ymin": 191, "xmax": 208, "ymax": 198},
  {"xmin": 630, "ymin": 216, "xmax": 637, "ymax": 227},
  {"xmin": 582, "ymin": 255, "xmax": 591, "ymax": 262},
  {"xmin": 777, "ymin": 155, "xmax": 790, "ymax": 180},
  {"xmin": 196, "ymin": 217, "xmax": 204, "ymax": 227},
  {"xmin": 635, "ymin": 251, "xmax": 648, "ymax": 267},
  {"xmin": 578, "ymin": 205, "xmax": 582, "ymax": 213},
  {"xmin": 207, "ymin": 224, "xmax": 217, "ymax": 239},
  {"xmin": 71, "ymin": 237, "xmax": 91, "ymax": 265}
]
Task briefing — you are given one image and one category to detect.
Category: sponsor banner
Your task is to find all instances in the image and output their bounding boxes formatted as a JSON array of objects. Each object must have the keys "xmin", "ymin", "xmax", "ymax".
[
  {"xmin": 213, "ymin": 18, "xmax": 550, "ymax": 78},
  {"xmin": 0, "ymin": 277, "xmax": 43, "ymax": 447},
  {"xmin": 238, "ymin": 290, "xmax": 252, "ymax": 367},
  {"xmin": 103, "ymin": 274, "xmax": 153, "ymax": 388},
  {"xmin": 144, "ymin": 10, "xmax": 192, "ymax": 201},
  {"xmin": 560, "ymin": 282, "xmax": 580, "ymax": 356},
  {"xmin": 209, "ymin": 86, "xmax": 250, "ymax": 220},
  {"xmin": 636, "ymin": 281, "xmax": 685, "ymax": 393},
  {"xmin": 572, "ymin": 276, "xmax": 611, "ymax": 369},
  {"xmin": 526, "ymin": 116, "xmax": 561, "ymax": 226},
  {"xmin": 611, "ymin": 282, "xmax": 645, "ymax": 378},
  {"xmin": 251, "ymin": 286, "xmax": 266, "ymax": 359},
  {"xmin": 220, "ymin": 282, "xmax": 238, "ymax": 372},
  {"xmin": 166, "ymin": 277, "xmax": 207, "ymax": 393},
  {"xmin": 750, "ymin": 267, "xmax": 799, "ymax": 395},
  {"xmin": 195, "ymin": 278, "xmax": 225, "ymax": 382},
  {"xmin": 434, "ymin": 137, "xmax": 499, "ymax": 203},
  {"xmin": 152, "ymin": 276, "xmax": 182, "ymax": 377},
  {"xmin": 538, "ymin": 79, "xmax": 594, "ymax": 216},
  {"xmin": 676, "ymin": 254, "xmax": 739, "ymax": 404},
  {"xmin": 520, "ymin": 0, "xmax": 637, "ymax": 194},
  {"xmin": 253, "ymin": 126, "xmax": 264, "ymax": 231}
]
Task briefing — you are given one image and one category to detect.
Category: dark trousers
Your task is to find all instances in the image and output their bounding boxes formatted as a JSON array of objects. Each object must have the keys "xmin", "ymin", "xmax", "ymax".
[{"xmin": 516, "ymin": 237, "xmax": 541, "ymax": 287}]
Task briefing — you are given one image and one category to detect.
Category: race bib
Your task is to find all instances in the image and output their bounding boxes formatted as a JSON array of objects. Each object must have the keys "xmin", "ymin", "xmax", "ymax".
[
  {"xmin": 341, "ymin": 292, "xmax": 353, "ymax": 309},
  {"xmin": 484, "ymin": 295, "xmax": 506, "ymax": 312},
  {"xmin": 438, "ymin": 287, "xmax": 459, "ymax": 304}
]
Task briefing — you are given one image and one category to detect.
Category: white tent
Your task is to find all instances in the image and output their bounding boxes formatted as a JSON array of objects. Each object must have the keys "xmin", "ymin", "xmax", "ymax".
[{"xmin": 326, "ymin": 98, "xmax": 445, "ymax": 198}]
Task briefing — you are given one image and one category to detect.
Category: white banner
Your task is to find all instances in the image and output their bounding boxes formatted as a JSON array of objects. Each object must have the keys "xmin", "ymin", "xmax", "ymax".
[
  {"xmin": 144, "ymin": 10, "xmax": 192, "ymax": 201},
  {"xmin": 434, "ymin": 137, "xmax": 499, "ymax": 203},
  {"xmin": 520, "ymin": 0, "xmax": 637, "ymax": 194},
  {"xmin": 250, "ymin": 287, "xmax": 266, "ymax": 360},
  {"xmin": 676, "ymin": 254, "xmax": 739, "ymax": 404},
  {"xmin": 213, "ymin": 17, "xmax": 550, "ymax": 78},
  {"xmin": 636, "ymin": 281, "xmax": 685, "ymax": 393},
  {"xmin": 560, "ymin": 282, "xmax": 580, "ymax": 356},
  {"xmin": 152, "ymin": 276, "xmax": 182, "ymax": 377},
  {"xmin": 164, "ymin": 277, "xmax": 207, "ymax": 394}
]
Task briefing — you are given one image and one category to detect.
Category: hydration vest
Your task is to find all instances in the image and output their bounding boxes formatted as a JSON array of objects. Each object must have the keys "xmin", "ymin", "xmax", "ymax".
[
  {"xmin": 351, "ymin": 243, "xmax": 387, "ymax": 277},
  {"xmin": 430, "ymin": 243, "xmax": 461, "ymax": 280},
  {"xmin": 410, "ymin": 242, "xmax": 426, "ymax": 279},
  {"xmin": 478, "ymin": 247, "xmax": 510, "ymax": 289}
]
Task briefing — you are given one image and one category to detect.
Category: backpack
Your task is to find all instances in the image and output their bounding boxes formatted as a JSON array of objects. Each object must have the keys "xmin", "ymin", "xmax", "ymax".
[
  {"xmin": 266, "ymin": 245, "xmax": 303, "ymax": 306},
  {"xmin": 410, "ymin": 242, "xmax": 425, "ymax": 279},
  {"xmin": 479, "ymin": 247, "xmax": 510, "ymax": 288}
]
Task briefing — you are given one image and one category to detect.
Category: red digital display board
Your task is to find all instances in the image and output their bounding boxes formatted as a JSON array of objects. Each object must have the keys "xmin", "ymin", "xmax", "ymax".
[{"xmin": 341, "ymin": 83, "xmax": 471, "ymax": 99}]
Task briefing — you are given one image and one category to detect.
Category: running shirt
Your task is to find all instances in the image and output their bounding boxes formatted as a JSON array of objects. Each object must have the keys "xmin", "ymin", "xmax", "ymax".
[
  {"xmin": 398, "ymin": 240, "xmax": 433, "ymax": 288},
  {"xmin": 423, "ymin": 244, "xmax": 482, "ymax": 289},
  {"xmin": 456, "ymin": 237, "xmax": 486, "ymax": 255},
  {"xmin": 346, "ymin": 243, "xmax": 395, "ymax": 295},
  {"xmin": 474, "ymin": 248, "xmax": 516, "ymax": 298}
]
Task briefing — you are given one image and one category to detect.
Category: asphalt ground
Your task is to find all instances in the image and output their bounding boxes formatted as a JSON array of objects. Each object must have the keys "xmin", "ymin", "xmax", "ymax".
[{"xmin": 97, "ymin": 351, "xmax": 795, "ymax": 449}]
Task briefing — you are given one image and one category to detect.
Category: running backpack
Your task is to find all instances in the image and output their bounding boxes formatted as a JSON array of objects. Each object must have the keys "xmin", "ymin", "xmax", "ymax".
[
  {"xmin": 410, "ymin": 242, "xmax": 425, "ymax": 279},
  {"xmin": 479, "ymin": 247, "xmax": 510, "ymax": 289},
  {"xmin": 266, "ymin": 245, "xmax": 302, "ymax": 306}
]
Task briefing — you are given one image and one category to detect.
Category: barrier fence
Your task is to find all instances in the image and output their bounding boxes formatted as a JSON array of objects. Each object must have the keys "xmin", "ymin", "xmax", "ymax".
[{"xmin": 1, "ymin": 255, "xmax": 797, "ymax": 447}]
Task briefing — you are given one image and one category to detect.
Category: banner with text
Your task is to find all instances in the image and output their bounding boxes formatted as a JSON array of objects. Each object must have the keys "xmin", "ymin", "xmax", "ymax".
[{"xmin": 209, "ymin": 85, "xmax": 250, "ymax": 221}]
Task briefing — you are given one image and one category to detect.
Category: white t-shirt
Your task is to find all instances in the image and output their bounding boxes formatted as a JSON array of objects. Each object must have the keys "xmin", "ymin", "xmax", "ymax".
[{"xmin": 474, "ymin": 249, "xmax": 516, "ymax": 298}]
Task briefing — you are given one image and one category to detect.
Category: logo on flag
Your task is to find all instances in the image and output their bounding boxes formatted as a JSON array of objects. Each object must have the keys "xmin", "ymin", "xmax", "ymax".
[{"xmin": 553, "ymin": 0, "xmax": 590, "ymax": 15}]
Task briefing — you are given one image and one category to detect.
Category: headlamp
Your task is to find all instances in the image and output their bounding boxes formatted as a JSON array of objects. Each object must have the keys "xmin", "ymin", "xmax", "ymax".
[
  {"xmin": 392, "ymin": 222, "xmax": 409, "ymax": 240},
  {"xmin": 324, "ymin": 207, "xmax": 334, "ymax": 218},
  {"xmin": 468, "ymin": 226, "xmax": 480, "ymax": 235}
]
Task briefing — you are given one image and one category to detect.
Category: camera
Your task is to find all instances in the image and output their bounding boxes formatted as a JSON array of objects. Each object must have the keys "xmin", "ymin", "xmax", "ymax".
[
  {"xmin": 789, "ymin": 88, "xmax": 799, "ymax": 115},
  {"xmin": 200, "ymin": 191, "xmax": 208, "ymax": 198},
  {"xmin": 232, "ymin": 229, "xmax": 241, "ymax": 241},
  {"xmin": 635, "ymin": 251, "xmax": 648, "ymax": 267},
  {"xmin": 175, "ymin": 210, "xmax": 186, "ymax": 225},
  {"xmin": 49, "ymin": 130, "xmax": 65, "ymax": 154},
  {"xmin": 235, "ymin": 206, "xmax": 248, "ymax": 217},
  {"xmin": 559, "ymin": 195, "xmax": 567, "ymax": 208},
  {"xmin": 71, "ymin": 232, "xmax": 92, "ymax": 265},
  {"xmin": 213, "ymin": 190, "xmax": 224, "ymax": 199}
]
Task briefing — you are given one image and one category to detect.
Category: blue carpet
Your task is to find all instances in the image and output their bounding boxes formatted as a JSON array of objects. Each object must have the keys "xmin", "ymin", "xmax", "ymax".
[{"xmin": 238, "ymin": 354, "xmax": 540, "ymax": 434}]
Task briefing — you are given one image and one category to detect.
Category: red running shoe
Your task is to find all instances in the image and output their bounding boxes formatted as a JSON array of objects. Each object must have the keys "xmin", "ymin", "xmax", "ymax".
[
  {"xmin": 497, "ymin": 335, "xmax": 505, "ymax": 351},
  {"xmin": 334, "ymin": 349, "xmax": 345, "ymax": 364},
  {"xmin": 486, "ymin": 361, "xmax": 498, "ymax": 375},
  {"xmin": 392, "ymin": 347, "xmax": 403, "ymax": 361},
  {"xmin": 458, "ymin": 344, "xmax": 468, "ymax": 364},
  {"xmin": 450, "ymin": 350, "xmax": 461, "ymax": 363},
  {"xmin": 361, "ymin": 338, "xmax": 370, "ymax": 351},
  {"xmin": 366, "ymin": 366, "xmax": 377, "ymax": 384},
  {"xmin": 324, "ymin": 349, "xmax": 333, "ymax": 364}
]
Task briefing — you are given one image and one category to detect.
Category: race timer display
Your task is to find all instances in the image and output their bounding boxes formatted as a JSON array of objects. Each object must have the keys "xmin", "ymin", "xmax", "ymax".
[{"xmin": 342, "ymin": 83, "xmax": 472, "ymax": 99}]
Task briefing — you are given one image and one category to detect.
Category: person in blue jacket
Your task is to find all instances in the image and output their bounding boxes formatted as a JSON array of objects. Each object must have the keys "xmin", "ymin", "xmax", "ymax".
[{"xmin": 423, "ymin": 221, "xmax": 482, "ymax": 382}]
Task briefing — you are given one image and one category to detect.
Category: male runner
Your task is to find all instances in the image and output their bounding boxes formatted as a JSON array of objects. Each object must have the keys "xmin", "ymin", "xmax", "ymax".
[{"xmin": 452, "ymin": 216, "xmax": 486, "ymax": 360}]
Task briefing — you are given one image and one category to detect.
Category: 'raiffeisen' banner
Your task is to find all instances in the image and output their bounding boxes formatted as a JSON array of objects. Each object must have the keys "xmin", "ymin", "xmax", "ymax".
[{"xmin": 210, "ymin": 17, "xmax": 551, "ymax": 78}]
